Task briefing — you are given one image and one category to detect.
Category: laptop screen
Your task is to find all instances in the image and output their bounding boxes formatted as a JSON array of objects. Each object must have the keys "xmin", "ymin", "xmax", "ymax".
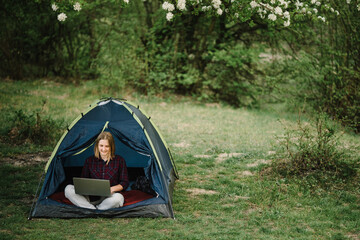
[{"xmin": 73, "ymin": 177, "xmax": 111, "ymax": 197}]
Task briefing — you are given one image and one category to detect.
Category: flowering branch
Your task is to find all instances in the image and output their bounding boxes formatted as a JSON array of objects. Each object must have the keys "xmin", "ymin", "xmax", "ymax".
[
  {"xmin": 50, "ymin": 0, "xmax": 359, "ymax": 27},
  {"xmin": 51, "ymin": 0, "xmax": 83, "ymax": 22}
]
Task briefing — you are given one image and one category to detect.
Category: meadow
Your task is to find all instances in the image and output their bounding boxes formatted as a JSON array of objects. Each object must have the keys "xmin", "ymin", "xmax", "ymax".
[{"xmin": 0, "ymin": 80, "xmax": 359, "ymax": 239}]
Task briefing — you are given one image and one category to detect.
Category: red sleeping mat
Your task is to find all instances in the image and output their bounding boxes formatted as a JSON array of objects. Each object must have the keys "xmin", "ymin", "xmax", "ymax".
[{"xmin": 49, "ymin": 190, "xmax": 154, "ymax": 207}]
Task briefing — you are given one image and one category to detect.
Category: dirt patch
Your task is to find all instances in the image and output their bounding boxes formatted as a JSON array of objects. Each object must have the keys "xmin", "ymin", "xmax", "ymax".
[
  {"xmin": 247, "ymin": 159, "xmax": 271, "ymax": 168},
  {"xmin": 186, "ymin": 188, "xmax": 218, "ymax": 196},
  {"xmin": 1, "ymin": 152, "xmax": 51, "ymax": 167},
  {"xmin": 241, "ymin": 171, "xmax": 254, "ymax": 176},
  {"xmin": 235, "ymin": 171, "xmax": 254, "ymax": 178},
  {"xmin": 172, "ymin": 141, "xmax": 191, "ymax": 148},
  {"xmin": 346, "ymin": 233, "xmax": 359, "ymax": 240},
  {"xmin": 159, "ymin": 102, "xmax": 167, "ymax": 107},
  {"xmin": 205, "ymin": 103, "xmax": 221, "ymax": 108},
  {"xmin": 233, "ymin": 195, "xmax": 251, "ymax": 200},
  {"xmin": 215, "ymin": 152, "xmax": 245, "ymax": 163},
  {"xmin": 194, "ymin": 154, "xmax": 212, "ymax": 159}
]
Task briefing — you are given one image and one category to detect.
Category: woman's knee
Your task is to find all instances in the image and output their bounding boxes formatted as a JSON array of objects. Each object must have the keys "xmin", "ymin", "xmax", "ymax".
[
  {"xmin": 113, "ymin": 193, "xmax": 124, "ymax": 205},
  {"xmin": 64, "ymin": 184, "xmax": 75, "ymax": 198}
]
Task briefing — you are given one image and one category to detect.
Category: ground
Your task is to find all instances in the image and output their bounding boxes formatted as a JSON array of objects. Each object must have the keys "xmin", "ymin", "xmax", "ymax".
[{"xmin": 1, "ymin": 152, "xmax": 51, "ymax": 167}]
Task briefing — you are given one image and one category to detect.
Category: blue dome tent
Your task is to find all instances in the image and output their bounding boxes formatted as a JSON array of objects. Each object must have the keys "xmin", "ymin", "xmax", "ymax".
[{"xmin": 30, "ymin": 98, "xmax": 178, "ymax": 218}]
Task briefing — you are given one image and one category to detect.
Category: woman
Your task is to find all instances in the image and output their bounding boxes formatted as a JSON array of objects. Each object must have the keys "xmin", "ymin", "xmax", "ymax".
[{"xmin": 65, "ymin": 132, "xmax": 129, "ymax": 210}]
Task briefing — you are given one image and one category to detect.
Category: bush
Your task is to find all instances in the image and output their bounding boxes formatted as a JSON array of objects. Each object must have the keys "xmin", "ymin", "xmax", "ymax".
[
  {"xmin": 204, "ymin": 44, "xmax": 263, "ymax": 108},
  {"xmin": 273, "ymin": 114, "xmax": 357, "ymax": 186},
  {"xmin": 316, "ymin": 68, "xmax": 360, "ymax": 133},
  {"xmin": 5, "ymin": 109, "xmax": 64, "ymax": 146}
]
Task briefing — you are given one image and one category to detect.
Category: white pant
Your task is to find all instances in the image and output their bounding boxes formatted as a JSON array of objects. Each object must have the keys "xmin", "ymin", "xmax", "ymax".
[{"xmin": 64, "ymin": 185, "xmax": 124, "ymax": 210}]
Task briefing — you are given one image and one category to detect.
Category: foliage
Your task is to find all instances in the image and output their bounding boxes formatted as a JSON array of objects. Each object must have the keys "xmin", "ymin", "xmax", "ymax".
[
  {"xmin": 258, "ymin": 0, "xmax": 360, "ymax": 132},
  {"xmin": 0, "ymin": 0, "xmax": 56, "ymax": 79},
  {"xmin": 273, "ymin": 114, "xmax": 358, "ymax": 188},
  {"xmin": 0, "ymin": 0, "xmax": 112, "ymax": 80},
  {"xmin": 2, "ymin": 0, "xmax": 360, "ymax": 131},
  {"xmin": 204, "ymin": 44, "xmax": 264, "ymax": 107},
  {"xmin": 3, "ymin": 106, "xmax": 64, "ymax": 146},
  {"xmin": 315, "ymin": 68, "xmax": 360, "ymax": 133},
  {"xmin": 302, "ymin": 1, "xmax": 360, "ymax": 133},
  {"xmin": 48, "ymin": 0, "xmax": 348, "ymax": 29}
]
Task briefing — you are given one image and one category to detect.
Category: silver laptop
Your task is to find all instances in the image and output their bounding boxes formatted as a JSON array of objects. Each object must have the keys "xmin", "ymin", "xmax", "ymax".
[{"xmin": 73, "ymin": 177, "xmax": 111, "ymax": 197}]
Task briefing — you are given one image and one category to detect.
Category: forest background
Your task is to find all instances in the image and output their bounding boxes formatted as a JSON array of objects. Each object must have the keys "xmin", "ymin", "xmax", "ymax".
[{"xmin": 1, "ymin": 0, "xmax": 359, "ymax": 133}]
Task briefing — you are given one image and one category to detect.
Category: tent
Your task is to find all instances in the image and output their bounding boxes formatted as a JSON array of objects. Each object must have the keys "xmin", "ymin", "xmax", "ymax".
[{"xmin": 29, "ymin": 98, "xmax": 178, "ymax": 218}]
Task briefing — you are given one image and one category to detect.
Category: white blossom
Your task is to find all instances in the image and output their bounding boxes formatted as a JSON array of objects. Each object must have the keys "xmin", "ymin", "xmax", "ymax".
[
  {"xmin": 202, "ymin": 6, "xmax": 212, "ymax": 11},
  {"xmin": 268, "ymin": 13, "xmax": 277, "ymax": 21},
  {"xmin": 318, "ymin": 16, "xmax": 325, "ymax": 22},
  {"xmin": 295, "ymin": 0, "xmax": 303, "ymax": 10},
  {"xmin": 275, "ymin": 6, "xmax": 283, "ymax": 15},
  {"xmin": 346, "ymin": 0, "xmax": 351, "ymax": 4},
  {"xmin": 57, "ymin": 13, "xmax": 67, "ymax": 22},
  {"xmin": 315, "ymin": 1, "xmax": 321, "ymax": 6},
  {"xmin": 311, "ymin": 0, "xmax": 316, "ymax": 4},
  {"xmin": 313, "ymin": 8, "xmax": 318, "ymax": 14},
  {"xmin": 212, "ymin": 0, "xmax": 222, "ymax": 9},
  {"xmin": 188, "ymin": 54, "xmax": 195, "ymax": 60},
  {"xmin": 264, "ymin": 3, "xmax": 273, "ymax": 11},
  {"xmin": 250, "ymin": 1, "xmax": 259, "ymax": 8},
  {"xmin": 51, "ymin": 3, "xmax": 58, "ymax": 11},
  {"xmin": 177, "ymin": 0, "xmax": 187, "ymax": 10},
  {"xmin": 123, "ymin": 0, "xmax": 129, "ymax": 3},
  {"xmin": 162, "ymin": 2, "xmax": 175, "ymax": 11},
  {"xmin": 216, "ymin": 8, "xmax": 223, "ymax": 15},
  {"xmin": 73, "ymin": 2, "xmax": 81, "ymax": 11},
  {"xmin": 284, "ymin": 20, "xmax": 290, "ymax": 27},
  {"xmin": 283, "ymin": 11, "xmax": 290, "ymax": 19},
  {"xmin": 166, "ymin": 12, "xmax": 174, "ymax": 21},
  {"xmin": 279, "ymin": 0, "xmax": 289, "ymax": 8}
]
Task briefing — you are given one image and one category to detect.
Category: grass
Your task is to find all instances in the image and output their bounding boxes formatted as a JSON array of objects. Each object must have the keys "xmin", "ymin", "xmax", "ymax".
[{"xmin": 0, "ymin": 79, "xmax": 359, "ymax": 239}]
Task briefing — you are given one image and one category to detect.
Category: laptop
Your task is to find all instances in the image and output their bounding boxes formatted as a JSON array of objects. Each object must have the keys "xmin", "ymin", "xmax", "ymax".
[{"xmin": 73, "ymin": 177, "xmax": 111, "ymax": 197}]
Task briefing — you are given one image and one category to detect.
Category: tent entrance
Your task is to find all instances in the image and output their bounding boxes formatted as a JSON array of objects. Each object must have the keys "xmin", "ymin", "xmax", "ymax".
[{"xmin": 57, "ymin": 137, "xmax": 152, "ymax": 194}]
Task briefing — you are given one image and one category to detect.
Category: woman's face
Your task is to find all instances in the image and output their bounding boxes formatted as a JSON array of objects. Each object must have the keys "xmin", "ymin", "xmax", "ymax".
[{"xmin": 98, "ymin": 139, "xmax": 111, "ymax": 159}]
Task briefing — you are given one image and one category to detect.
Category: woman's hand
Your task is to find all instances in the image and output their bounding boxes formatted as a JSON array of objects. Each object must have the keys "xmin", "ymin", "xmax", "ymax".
[{"xmin": 110, "ymin": 184, "xmax": 124, "ymax": 194}]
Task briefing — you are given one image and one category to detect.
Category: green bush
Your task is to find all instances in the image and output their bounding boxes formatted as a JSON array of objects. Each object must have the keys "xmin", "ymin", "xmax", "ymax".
[
  {"xmin": 5, "ymin": 109, "xmax": 64, "ymax": 146},
  {"xmin": 273, "ymin": 114, "xmax": 357, "ymax": 186},
  {"xmin": 316, "ymin": 68, "xmax": 360, "ymax": 133},
  {"xmin": 204, "ymin": 44, "xmax": 263, "ymax": 107}
]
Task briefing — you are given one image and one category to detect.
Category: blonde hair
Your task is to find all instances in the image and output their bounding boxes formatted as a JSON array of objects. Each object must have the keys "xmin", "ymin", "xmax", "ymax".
[{"xmin": 94, "ymin": 132, "xmax": 115, "ymax": 164}]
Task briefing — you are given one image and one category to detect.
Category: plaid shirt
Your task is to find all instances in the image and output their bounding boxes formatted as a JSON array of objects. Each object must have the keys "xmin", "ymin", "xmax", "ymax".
[{"xmin": 81, "ymin": 155, "xmax": 129, "ymax": 191}]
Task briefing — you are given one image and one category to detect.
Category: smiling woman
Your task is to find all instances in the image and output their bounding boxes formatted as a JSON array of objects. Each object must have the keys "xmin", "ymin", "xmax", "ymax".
[
  {"xmin": 64, "ymin": 131, "xmax": 129, "ymax": 210},
  {"xmin": 95, "ymin": 132, "xmax": 116, "ymax": 165}
]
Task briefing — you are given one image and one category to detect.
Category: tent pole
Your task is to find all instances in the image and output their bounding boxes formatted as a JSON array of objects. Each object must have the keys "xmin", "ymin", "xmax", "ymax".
[{"xmin": 28, "ymin": 170, "xmax": 45, "ymax": 220}]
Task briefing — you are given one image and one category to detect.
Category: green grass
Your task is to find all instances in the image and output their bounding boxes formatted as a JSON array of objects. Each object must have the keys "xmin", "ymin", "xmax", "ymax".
[{"xmin": 0, "ymin": 79, "xmax": 359, "ymax": 239}]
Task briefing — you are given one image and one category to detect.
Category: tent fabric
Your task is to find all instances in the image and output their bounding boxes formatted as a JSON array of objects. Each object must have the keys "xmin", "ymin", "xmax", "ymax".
[{"xmin": 30, "ymin": 98, "xmax": 177, "ymax": 219}]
